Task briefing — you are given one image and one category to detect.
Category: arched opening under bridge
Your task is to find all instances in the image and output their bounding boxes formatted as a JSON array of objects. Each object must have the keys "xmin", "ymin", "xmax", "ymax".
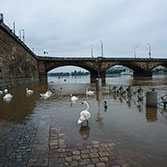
[
  {"xmin": 47, "ymin": 66, "xmax": 91, "ymax": 84},
  {"xmin": 152, "ymin": 65, "xmax": 167, "ymax": 75},
  {"xmin": 105, "ymin": 65, "xmax": 134, "ymax": 85}
]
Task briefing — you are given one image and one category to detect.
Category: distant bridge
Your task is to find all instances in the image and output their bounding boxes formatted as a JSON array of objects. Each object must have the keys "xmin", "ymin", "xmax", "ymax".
[
  {"xmin": 1, "ymin": 18, "xmax": 167, "ymax": 88},
  {"xmin": 37, "ymin": 56, "xmax": 167, "ymax": 83}
]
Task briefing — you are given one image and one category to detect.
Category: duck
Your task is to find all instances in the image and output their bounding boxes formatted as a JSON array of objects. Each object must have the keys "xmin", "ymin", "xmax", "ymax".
[
  {"xmin": 78, "ymin": 101, "xmax": 91, "ymax": 126},
  {"xmin": 26, "ymin": 88, "xmax": 34, "ymax": 95},
  {"xmin": 40, "ymin": 90, "xmax": 52, "ymax": 99},
  {"xmin": 104, "ymin": 100, "xmax": 108, "ymax": 111},
  {"xmin": 3, "ymin": 93, "xmax": 13, "ymax": 101},
  {"xmin": 86, "ymin": 88, "xmax": 94, "ymax": 96},
  {"xmin": 70, "ymin": 94, "xmax": 78, "ymax": 102}
]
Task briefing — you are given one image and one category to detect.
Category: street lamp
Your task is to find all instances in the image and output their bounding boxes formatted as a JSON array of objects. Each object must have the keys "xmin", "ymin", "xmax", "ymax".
[
  {"xmin": 134, "ymin": 46, "xmax": 137, "ymax": 58},
  {"xmin": 22, "ymin": 29, "xmax": 25, "ymax": 42},
  {"xmin": 91, "ymin": 45, "xmax": 93, "ymax": 58},
  {"xmin": 147, "ymin": 43, "xmax": 151, "ymax": 59},
  {"xmin": 100, "ymin": 40, "xmax": 103, "ymax": 57},
  {"xmin": 44, "ymin": 51, "xmax": 48, "ymax": 55}
]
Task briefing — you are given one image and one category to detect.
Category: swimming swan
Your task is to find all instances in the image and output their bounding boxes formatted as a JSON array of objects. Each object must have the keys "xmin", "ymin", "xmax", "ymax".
[
  {"xmin": 78, "ymin": 101, "xmax": 91, "ymax": 126},
  {"xmin": 3, "ymin": 93, "xmax": 13, "ymax": 101},
  {"xmin": 70, "ymin": 94, "xmax": 78, "ymax": 101},
  {"xmin": 26, "ymin": 88, "xmax": 34, "ymax": 95},
  {"xmin": 86, "ymin": 88, "xmax": 94, "ymax": 96},
  {"xmin": 40, "ymin": 90, "xmax": 52, "ymax": 99}
]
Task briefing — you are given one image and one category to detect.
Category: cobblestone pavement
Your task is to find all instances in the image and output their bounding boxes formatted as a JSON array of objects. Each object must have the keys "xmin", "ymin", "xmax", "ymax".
[
  {"xmin": 27, "ymin": 115, "xmax": 157, "ymax": 167},
  {"xmin": 0, "ymin": 112, "xmax": 166, "ymax": 167}
]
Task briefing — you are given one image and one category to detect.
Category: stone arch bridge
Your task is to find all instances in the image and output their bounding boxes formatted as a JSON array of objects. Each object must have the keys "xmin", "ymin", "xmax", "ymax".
[
  {"xmin": 1, "ymin": 20, "xmax": 167, "ymax": 88},
  {"xmin": 37, "ymin": 56, "xmax": 167, "ymax": 83}
]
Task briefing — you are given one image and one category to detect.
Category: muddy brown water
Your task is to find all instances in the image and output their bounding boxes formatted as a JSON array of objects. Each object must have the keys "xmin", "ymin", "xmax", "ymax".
[{"xmin": 1, "ymin": 74, "xmax": 167, "ymax": 166}]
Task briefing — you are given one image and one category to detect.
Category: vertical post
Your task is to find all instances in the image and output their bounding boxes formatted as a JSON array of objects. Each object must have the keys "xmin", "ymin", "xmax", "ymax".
[
  {"xmin": 146, "ymin": 89, "xmax": 157, "ymax": 107},
  {"xmin": 0, "ymin": 13, "xmax": 4, "ymax": 23},
  {"xmin": 100, "ymin": 40, "xmax": 103, "ymax": 57},
  {"xmin": 91, "ymin": 45, "xmax": 93, "ymax": 58},
  {"xmin": 134, "ymin": 46, "xmax": 137, "ymax": 58},
  {"xmin": 96, "ymin": 78, "xmax": 102, "ymax": 92},
  {"xmin": 147, "ymin": 43, "xmax": 151, "ymax": 59},
  {"xmin": 13, "ymin": 22, "xmax": 15, "ymax": 34},
  {"xmin": 22, "ymin": 29, "xmax": 25, "ymax": 42},
  {"xmin": 19, "ymin": 30, "xmax": 22, "ymax": 40}
]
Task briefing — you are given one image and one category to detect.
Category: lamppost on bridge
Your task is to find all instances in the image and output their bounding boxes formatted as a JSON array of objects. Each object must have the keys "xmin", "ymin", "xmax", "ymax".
[
  {"xmin": 22, "ymin": 29, "xmax": 25, "ymax": 43},
  {"xmin": 100, "ymin": 40, "xmax": 103, "ymax": 57},
  {"xmin": 44, "ymin": 51, "xmax": 48, "ymax": 56},
  {"xmin": 91, "ymin": 45, "xmax": 94, "ymax": 58},
  {"xmin": 134, "ymin": 46, "xmax": 137, "ymax": 58},
  {"xmin": 147, "ymin": 43, "xmax": 151, "ymax": 59}
]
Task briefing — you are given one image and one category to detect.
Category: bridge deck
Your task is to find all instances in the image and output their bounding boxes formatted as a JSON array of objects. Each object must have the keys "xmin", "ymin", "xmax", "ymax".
[{"xmin": 36, "ymin": 56, "xmax": 167, "ymax": 62}]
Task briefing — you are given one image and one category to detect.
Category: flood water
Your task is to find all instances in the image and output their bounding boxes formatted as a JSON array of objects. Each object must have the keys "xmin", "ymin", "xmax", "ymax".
[{"xmin": 1, "ymin": 74, "xmax": 167, "ymax": 166}]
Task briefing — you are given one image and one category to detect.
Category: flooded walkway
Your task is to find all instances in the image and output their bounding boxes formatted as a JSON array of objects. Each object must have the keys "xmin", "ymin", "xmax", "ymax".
[{"xmin": 1, "ymin": 75, "xmax": 167, "ymax": 167}]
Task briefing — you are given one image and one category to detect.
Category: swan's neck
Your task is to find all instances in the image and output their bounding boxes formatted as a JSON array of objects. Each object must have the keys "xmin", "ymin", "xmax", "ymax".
[{"xmin": 85, "ymin": 102, "xmax": 89, "ymax": 110}]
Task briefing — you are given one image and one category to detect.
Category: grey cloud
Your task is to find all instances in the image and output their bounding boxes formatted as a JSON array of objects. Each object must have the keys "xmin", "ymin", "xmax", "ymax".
[{"xmin": 1, "ymin": 0, "xmax": 167, "ymax": 58}]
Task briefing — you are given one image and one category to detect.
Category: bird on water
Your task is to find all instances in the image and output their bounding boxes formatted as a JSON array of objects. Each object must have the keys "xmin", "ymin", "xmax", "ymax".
[
  {"xmin": 40, "ymin": 90, "xmax": 52, "ymax": 99},
  {"xmin": 3, "ymin": 93, "xmax": 13, "ymax": 102},
  {"xmin": 104, "ymin": 100, "xmax": 108, "ymax": 111},
  {"xmin": 70, "ymin": 94, "xmax": 78, "ymax": 102},
  {"xmin": 86, "ymin": 88, "xmax": 94, "ymax": 96},
  {"xmin": 78, "ymin": 101, "xmax": 91, "ymax": 126},
  {"xmin": 26, "ymin": 88, "xmax": 34, "ymax": 95}
]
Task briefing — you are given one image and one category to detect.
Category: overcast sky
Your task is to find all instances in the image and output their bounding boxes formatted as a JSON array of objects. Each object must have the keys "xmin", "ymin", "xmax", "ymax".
[{"xmin": 1, "ymin": 0, "xmax": 167, "ymax": 71}]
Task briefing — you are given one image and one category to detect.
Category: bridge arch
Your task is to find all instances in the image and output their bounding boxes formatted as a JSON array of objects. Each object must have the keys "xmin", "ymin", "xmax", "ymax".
[
  {"xmin": 151, "ymin": 62, "xmax": 167, "ymax": 71},
  {"xmin": 44, "ymin": 61, "xmax": 98, "ymax": 83},
  {"xmin": 102, "ymin": 62, "xmax": 146, "ymax": 75},
  {"xmin": 45, "ymin": 61, "xmax": 98, "ymax": 74}
]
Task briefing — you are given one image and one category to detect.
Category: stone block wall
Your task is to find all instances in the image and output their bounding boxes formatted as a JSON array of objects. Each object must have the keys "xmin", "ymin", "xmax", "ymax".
[{"xmin": 0, "ymin": 23, "xmax": 39, "ymax": 89}]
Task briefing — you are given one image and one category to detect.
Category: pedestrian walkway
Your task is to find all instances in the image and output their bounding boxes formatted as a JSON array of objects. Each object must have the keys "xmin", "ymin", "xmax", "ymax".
[{"xmin": 27, "ymin": 115, "xmax": 155, "ymax": 167}]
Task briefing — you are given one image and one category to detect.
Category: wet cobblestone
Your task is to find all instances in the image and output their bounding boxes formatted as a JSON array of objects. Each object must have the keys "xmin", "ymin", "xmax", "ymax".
[
  {"xmin": 0, "ymin": 108, "xmax": 166, "ymax": 167},
  {"xmin": 0, "ymin": 117, "xmax": 39, "ymax": 167}
]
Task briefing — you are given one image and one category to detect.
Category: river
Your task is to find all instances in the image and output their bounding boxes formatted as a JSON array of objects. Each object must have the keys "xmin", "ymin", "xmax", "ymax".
[{"xmin": 0, "ymin": 74, "xmax": 167, "ymax": 167}]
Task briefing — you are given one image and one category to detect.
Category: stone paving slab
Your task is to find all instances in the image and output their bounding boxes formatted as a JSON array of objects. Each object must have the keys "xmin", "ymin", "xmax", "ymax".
[
  {"xmin": 46, "ymin": 116, "xmax": 122, "ymax": 167},
  {"xmin": 25, "ymin": 115, "xmax": 159, "ymax": 167},
  {"xmin": 0, "ymin": 113, "xmax": 160, "ymax": 167}
]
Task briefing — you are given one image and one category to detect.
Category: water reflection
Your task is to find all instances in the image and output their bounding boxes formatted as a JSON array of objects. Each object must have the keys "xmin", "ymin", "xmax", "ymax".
[
  {"xmin": 146, "ymin": 107, "xmax": 157, "ymax": 122},
  {"xmin": 126, "ymin": 97, "xmax": 132, "ymax": 108},
  {"xmin": 1, "ymin": 74, "xmax": 167, "ymax": 166},
  {"xmin": 0, "ymin": 81, "xmax": 47, "ymax": 122},
  {"xmin": 95, "ymin": 100, "xmax": 104, "ymax": 129},
  {"xmin": 79, "ymin": 126, "xmax": 90, "ymax": 140},
  {"xmin": 96, "ymin": 91, "xmax": 102, "ymax": 102}
]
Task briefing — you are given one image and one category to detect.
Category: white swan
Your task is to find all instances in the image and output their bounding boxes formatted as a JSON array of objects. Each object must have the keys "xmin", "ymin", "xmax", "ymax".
[
  {"xmin": 0, "ymin": 90, "xmax": 3, "ymax": 94},
  {"xmin": 26, "ymin": 88, "xmax": 34, "ymax": 95},
  {"xmin": 40, "ymin": 90, "xmax": 52, "ymax": 99},
  {"xmin": 78, "ymin": 101, "xmax": 91, "ymax": 125},
  {"xmin": 4, "ymin": 89, "xmax": 8, "ymax": 93},
  {"xmin": 3, "ymin": 93, "xmax": 13, "ymax": 102},
  {"xmin": 70, "ymin": 94, "xmax": 78, "ymax": 101},
  {"xmin": 86, "ymin": 88, "xmax": 94, "ymax": 96}
]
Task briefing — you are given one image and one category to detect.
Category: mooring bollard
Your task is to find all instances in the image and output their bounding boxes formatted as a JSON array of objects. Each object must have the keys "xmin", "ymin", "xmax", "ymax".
[
  {"xmin": 96, "ymin": 78, "xmax": 102, "ymax": 91},
  {"xmin": 146, "ymin": 89, "xmax": 157, "ymax": 108}
]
